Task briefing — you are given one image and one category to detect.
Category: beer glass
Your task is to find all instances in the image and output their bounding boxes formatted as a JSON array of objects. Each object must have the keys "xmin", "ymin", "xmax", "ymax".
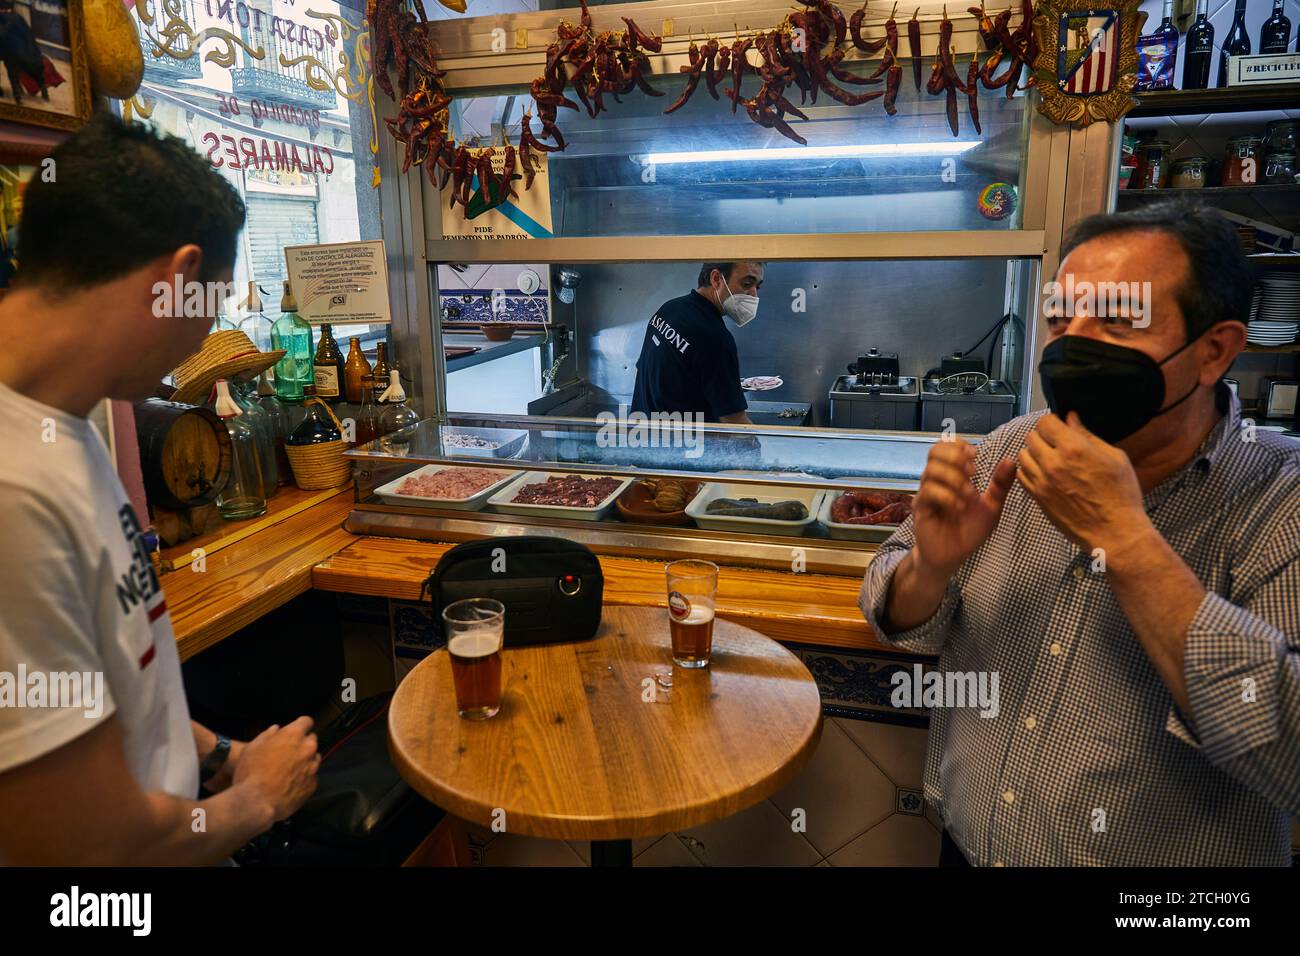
[
  {"xmin": 444, "ymin": 598, "xmax": 505, "ymax": 719},
  {"xmin": 665, "ymin": 560, "xmax": 719, "ymax": 668}
]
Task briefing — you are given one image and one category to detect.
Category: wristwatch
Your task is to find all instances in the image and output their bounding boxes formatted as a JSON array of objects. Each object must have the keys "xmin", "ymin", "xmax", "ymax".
[{"xmin": 199, "ymin": 734, "xmax": 232, "ymax": 784}]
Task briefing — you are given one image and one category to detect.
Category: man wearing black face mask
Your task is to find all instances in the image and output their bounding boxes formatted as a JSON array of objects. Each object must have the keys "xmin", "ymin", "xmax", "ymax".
[
  {"xmin": 630, "ymin": 262, "xmax": 763, "ymax": 424},
  {"xmin": 859, "ymin": 202, "xmax": 1299, "ymax": 867}
]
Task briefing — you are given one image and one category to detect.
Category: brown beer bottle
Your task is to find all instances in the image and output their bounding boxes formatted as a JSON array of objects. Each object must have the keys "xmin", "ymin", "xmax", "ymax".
[
  {"xmin": 312, "ymin": 323, "xmax": 345, "ymax": 403},
  {"xmin": 371, "ymin": 341, "xmax": 393, "ymax": 401},
  {"xmin": 344, "ymin": 336, "xmax": 372, "ymax": 404}
]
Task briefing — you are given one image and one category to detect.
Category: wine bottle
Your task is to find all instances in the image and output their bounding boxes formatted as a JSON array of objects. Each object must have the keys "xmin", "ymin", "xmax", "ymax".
[
  {"xmin": 287, "ymin": 386, "xmax": 342, "ymax": 445},
  {"xmin": 1259, "ymin": 0, "xmax": 1291, "ymax": 54},
  {"xmin": 312, "ymin": 323, "xmax": 345, "ymax": 403},
  {"xmin": 1136, "ymin": 0, "xmax": 1180, "ymax": 91},
  {"xmin": 1217, "ymin": 0, "xmax": 1251, "ymax": 88},
  {"xmin": 1183, "ymin": 0, "xmax": 1215, "ymax": 89}
]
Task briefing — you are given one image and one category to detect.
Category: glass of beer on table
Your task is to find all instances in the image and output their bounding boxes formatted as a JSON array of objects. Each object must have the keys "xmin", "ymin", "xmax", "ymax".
[
  {"xmin": 665, "ymin": 559, "xmax": 719, "ymax": 668},
  {"xmin": 444, "ymin": 598, "xmax": 505, "ymax": 719}
]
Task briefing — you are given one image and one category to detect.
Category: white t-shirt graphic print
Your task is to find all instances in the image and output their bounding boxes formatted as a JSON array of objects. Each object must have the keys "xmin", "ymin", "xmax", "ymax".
[{"xmin": 0, "ymin": 381, "xmax": 198, "ymax": 797}]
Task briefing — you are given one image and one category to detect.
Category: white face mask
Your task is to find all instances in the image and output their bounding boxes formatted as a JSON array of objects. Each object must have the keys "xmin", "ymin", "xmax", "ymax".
[{"xmin": 716, "ymin": 276, "xmax": 759, "ymax": 327}]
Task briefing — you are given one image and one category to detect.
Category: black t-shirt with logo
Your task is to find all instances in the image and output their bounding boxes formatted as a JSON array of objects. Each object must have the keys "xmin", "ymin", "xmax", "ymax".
[{"xmin": 630, "ymin": 290, "xmax": 746, "ymax": 421}]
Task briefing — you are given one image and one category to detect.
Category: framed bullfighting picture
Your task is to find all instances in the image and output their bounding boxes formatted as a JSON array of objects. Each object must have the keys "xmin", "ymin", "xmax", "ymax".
[{"xmin": 0, "ymin": 0, "xmax": 92, "ymax": 131}]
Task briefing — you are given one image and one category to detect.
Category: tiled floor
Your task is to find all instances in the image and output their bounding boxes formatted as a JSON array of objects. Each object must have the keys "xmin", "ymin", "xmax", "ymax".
[{"xmin": 466, "ymin": 716, "xmax": 943, "ymax": 867}]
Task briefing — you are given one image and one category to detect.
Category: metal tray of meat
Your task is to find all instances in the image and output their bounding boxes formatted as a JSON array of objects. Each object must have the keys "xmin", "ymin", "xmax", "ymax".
[
  {"xmin": 818, "ymin": 487, "xmax": 914, "ymax": 542},
  {"xmin": 685, "ymin": 482, "xmax": 826, "ymax": 537},
  {"xmin": 373, "ymin": 464, "xmax": 523, "ymax": 511},
  {"xmin": 487, "ymin": 471, "xmax": 634, "ymax": 521},
  {"xmin": 439, "ymin": 426, "xmax": 530, "ymax": 459}
]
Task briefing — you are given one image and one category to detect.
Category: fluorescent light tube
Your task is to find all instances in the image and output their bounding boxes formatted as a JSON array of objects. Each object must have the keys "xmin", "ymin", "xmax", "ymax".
[{"xmin": 644, "ymin": 142, "xmax": 980, "ymax": 164}]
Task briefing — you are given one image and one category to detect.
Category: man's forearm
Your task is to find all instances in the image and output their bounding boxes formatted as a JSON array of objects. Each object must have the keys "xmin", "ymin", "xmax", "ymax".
[
  {"xmin": 1103, "ymin": 524, "xmax": 1204, "ymax": 716},
  {"xmin": 126, "ymin": 784, "xmax": 273, "ymax": 866},
  {"xmin": 883, "ymin": 550, "xmax": 955, "ymax": 633}
]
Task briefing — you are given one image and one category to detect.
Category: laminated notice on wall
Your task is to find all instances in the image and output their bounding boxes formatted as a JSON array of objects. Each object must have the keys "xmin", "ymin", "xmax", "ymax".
[{"xmin": 283, "ymin": 239, "xmax": 392, "ymax": 325}]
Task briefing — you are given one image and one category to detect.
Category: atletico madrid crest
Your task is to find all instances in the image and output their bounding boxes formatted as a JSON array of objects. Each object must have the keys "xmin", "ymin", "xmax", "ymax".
[{"xmin": 1032, "ymin": 0, "xmax": 1146, "ymax": 127}]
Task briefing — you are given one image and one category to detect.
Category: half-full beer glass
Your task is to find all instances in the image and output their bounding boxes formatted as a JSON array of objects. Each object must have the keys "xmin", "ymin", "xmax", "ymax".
[
  {"xmin": 665, "ymin": 560, "xmax": 719, "ymax": 668},
  {"xmin": 444, "ymin": 598, "xmax": 505, "ymax": 719}
]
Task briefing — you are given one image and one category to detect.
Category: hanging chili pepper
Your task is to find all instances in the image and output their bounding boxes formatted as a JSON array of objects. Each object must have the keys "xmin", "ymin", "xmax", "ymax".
[
  {"xmin": 849, "ymin": 1, "xmax": 889, "ymax": 52},
  {"xmin": 966, "ymin": 56, "xmax": 981, "ymax": 133},
  {"xmin": 907, "ymin": 7, "xmax": 922, "ymax": 90},
  {"xmin": 883, "ymin": 46, "xmax": 902, "ymax": 114},
  {"xmin": 665, "ymin": 40, "xmax": 706, "ymax": 113},
  {"xmin": 621, "ymin": 16, "xmax": 663, "ymax": 53}
]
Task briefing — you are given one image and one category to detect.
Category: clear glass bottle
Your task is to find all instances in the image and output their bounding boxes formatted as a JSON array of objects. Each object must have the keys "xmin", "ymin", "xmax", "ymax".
[
  {"xmin": 1182, "ymin": 0, "xmax": 1214, "ymax": 89},
  {"xmin": 377, "ymin": 370, "xmax": 420, "ymax": 451},
  {"xmin": 213, "ymin": 380, "xmax": 267, "ymax": 520},
  {"xmin": 270, "ymin": 281, "xmax": 314, "ymax": 403},
  {"xmin": 223, "ymin": 378, "xmax": 279, "ymax": 498},
  {"xmin": 1259, "ymin": 0, "xmax": 1291, "ymax": 54},
  {"xmin": 1217, "ymin": 0, "xmax": 1251, "ymax": 87},
  {"xmin": 241, "ymin": 281, "xmax": 274, "ymax": 354},
  {"xmin": 255, "ymin": 370, "xmax": 292, "ymax": 483}
]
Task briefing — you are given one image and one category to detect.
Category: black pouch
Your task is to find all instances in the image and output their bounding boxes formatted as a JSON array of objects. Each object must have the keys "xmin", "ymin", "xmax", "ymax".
[
  {"xmin": 421, "ymin": 536, "xmax": 604, "ymax": 646},
  {"xmin": 233, "ymin": 693, "xmax": 443, "ymax": 867}
]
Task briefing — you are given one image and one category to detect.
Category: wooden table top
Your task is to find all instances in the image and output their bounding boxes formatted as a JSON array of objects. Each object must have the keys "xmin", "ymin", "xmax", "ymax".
[{"xmin": 387, "ymin": 605, "xmax": 824, "ymax": 841}]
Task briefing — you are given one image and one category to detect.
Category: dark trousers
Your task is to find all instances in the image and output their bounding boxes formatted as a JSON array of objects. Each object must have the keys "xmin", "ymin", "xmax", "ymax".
[{"xmin": 939, "ymin": 829, "xmax": 971, "ymax": 867}]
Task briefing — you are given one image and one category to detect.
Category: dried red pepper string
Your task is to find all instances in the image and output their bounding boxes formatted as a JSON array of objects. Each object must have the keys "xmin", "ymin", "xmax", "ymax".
[{"xmin": 907, "ymin": 7, "xmax": 922, "ymax": 90}]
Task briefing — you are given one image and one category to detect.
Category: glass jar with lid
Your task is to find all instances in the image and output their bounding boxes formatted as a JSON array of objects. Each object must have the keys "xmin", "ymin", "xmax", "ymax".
[
  {"xmin": 1263, "ymin": 152, "xmax": 1297, "ymax": 185},
  {"xmin": 1263, "ymin": 120, "xmax": 1299, "ymax": 156},
  {"xmin": 1170, "ymin": 156, "xmax": 1209, "ymax": 189},
  {"xmin": 1222, "ymin": 136, "xmax": 1264, "ymax": 187},
  {"xmin": 1134, "ymin": 141, "xmax": 1173, "ymax": 190}
]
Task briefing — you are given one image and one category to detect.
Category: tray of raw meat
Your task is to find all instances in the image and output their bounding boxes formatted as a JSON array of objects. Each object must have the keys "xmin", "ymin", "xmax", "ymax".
[
  {"xmin": 373, "ymin": 464, "xmax": 523, "ymax": 510},
  {"xmin": 487, "ymin": 471, "xmax": 633, "ymax": 521}
]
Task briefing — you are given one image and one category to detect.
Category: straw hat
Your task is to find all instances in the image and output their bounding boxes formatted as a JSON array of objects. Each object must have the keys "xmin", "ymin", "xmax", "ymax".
[{"xmin": 170, "ymin": 330, "xmax": 285, "ymax": 405}]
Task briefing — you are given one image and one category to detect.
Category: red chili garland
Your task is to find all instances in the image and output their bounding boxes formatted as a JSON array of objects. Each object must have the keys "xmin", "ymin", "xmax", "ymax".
[{"xmin": 370, "ymin": 0, "xmax": 1039, "ymax": 216}]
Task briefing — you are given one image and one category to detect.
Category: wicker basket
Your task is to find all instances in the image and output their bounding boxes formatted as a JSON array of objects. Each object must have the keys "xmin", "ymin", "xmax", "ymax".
[{"xmin": 285, "ymin": 398, "xmax": 352, "ymax": 490}]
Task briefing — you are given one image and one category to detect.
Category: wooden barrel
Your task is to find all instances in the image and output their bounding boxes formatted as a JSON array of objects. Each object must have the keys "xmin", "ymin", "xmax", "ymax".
[{"xmin": 134, "ymin": 398, "xmax": 232, "ymax": 510}]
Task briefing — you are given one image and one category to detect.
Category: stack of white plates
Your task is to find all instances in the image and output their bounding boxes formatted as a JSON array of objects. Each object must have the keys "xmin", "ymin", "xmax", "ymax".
[{"xmin": 1248, "ymin": 272, "xmax": 1299, "ymax": 344}]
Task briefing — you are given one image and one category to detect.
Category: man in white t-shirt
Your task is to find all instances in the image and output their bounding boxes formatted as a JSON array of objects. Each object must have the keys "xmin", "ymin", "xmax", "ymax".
[{"xmin": 0, "ymin": 112, "xmax": 319, "ymax": 865}]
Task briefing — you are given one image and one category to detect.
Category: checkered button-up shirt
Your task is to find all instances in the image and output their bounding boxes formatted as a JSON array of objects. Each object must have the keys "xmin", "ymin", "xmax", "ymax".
[{"xmin": 859, "ymin": 387, "xmax": 1300, "ymax": 866}]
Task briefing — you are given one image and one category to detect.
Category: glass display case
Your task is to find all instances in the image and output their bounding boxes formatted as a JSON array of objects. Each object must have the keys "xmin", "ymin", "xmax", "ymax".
[{"xmin": 359, "ymin": 0, "xmax": 1078, "ymax": 569}]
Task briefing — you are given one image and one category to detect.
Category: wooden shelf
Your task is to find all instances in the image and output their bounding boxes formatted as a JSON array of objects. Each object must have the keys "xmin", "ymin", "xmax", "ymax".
[
  {"xmin": 1129, "ymin": 83, "xmax": 1300, "ymax": 117},
  {"xmin": 1118, "ymin": 184, "xmax": 1300, "ymax": 199}
]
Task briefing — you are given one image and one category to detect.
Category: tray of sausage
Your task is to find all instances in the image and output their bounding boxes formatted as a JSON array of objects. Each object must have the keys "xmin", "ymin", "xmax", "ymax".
[{"xmin": 818, "ymin": 488, "xmax": 916, "ymax": 542}]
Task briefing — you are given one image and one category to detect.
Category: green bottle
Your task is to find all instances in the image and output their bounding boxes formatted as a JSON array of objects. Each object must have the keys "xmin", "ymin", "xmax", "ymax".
[{"xmin": 270, "ymin": 280, "xmax": 314, "ymax": 402}]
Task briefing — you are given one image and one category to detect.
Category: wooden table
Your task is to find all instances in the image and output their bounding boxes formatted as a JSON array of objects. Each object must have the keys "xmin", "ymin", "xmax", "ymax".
[{"xmin": 388, "ymin": 605, "xmax": 824, "ymax": 866}]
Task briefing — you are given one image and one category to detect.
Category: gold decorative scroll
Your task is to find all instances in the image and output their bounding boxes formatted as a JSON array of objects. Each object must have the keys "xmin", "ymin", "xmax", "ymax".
[
  {"xmin": 280, "ymin": 10, "xmax": 370, "ymax": 103},
  {"xmin": 137, "ymin": 0, "xmax": 265, "ymax": 69}
]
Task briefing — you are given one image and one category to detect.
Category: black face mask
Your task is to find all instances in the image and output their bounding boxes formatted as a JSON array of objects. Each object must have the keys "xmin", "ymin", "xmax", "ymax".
[{"xmin": 1038, "ymin": 334, "xmax": 1201, "ymax": 444}]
